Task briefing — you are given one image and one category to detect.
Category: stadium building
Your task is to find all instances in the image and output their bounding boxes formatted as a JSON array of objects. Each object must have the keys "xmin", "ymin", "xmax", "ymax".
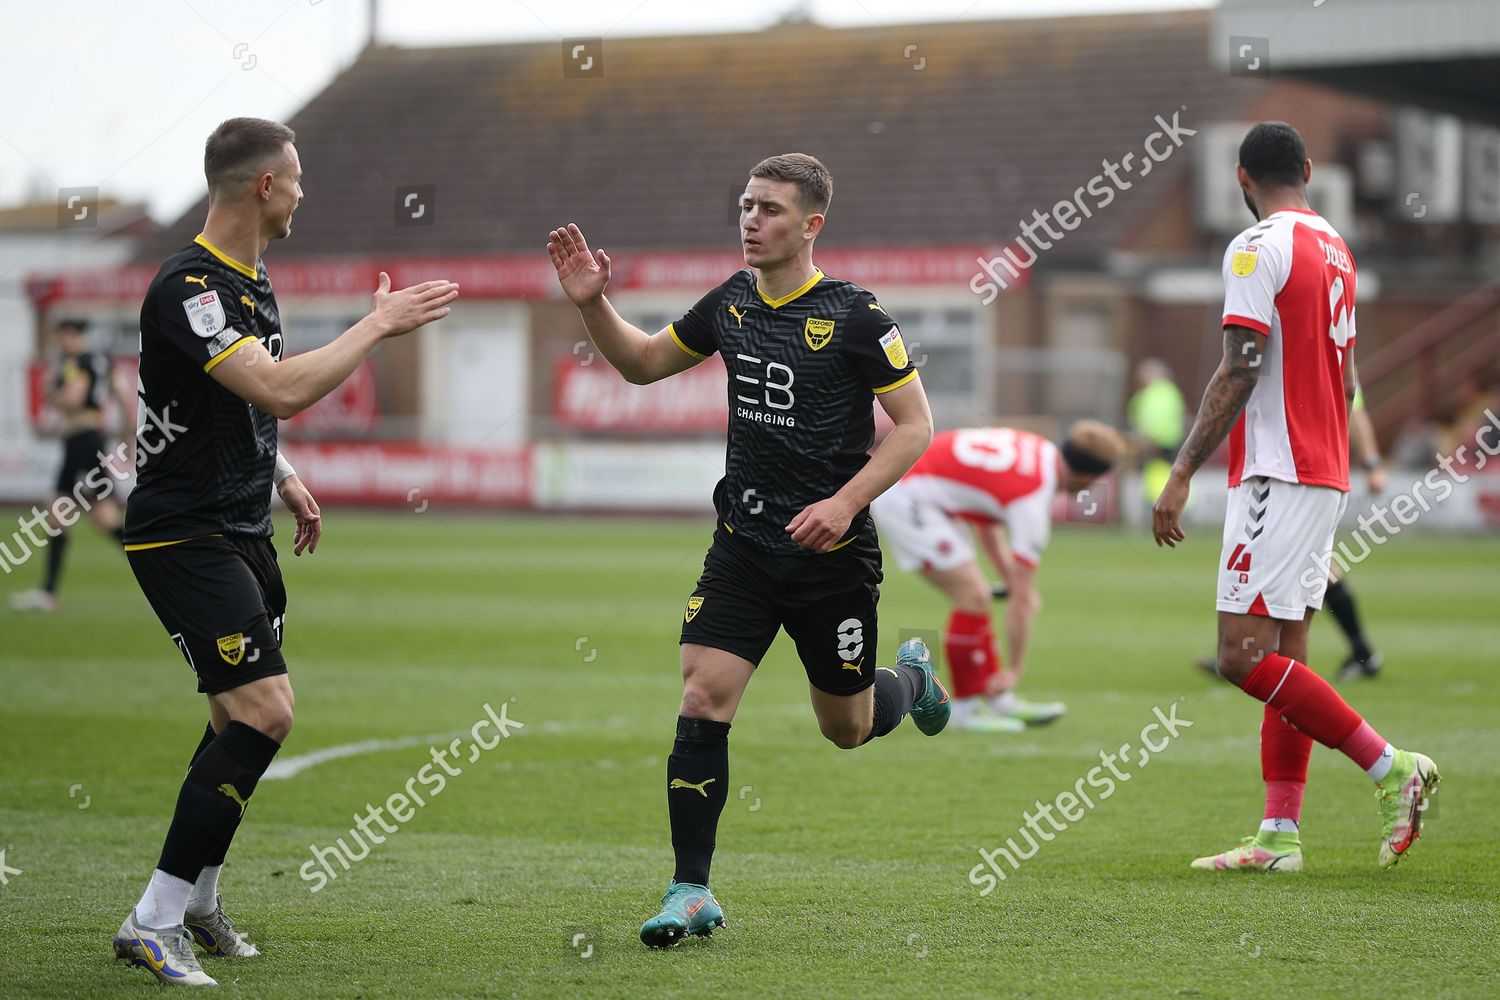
[{"xmin": 13, "ymin": 8, "xmax": 1500, "ymax": 521}]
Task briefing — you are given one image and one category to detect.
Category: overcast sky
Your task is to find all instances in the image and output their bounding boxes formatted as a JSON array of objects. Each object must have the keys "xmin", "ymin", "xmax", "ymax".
[{"xmin": 0, "ymin": 0, "xmax": 1206, "ymax": 224}]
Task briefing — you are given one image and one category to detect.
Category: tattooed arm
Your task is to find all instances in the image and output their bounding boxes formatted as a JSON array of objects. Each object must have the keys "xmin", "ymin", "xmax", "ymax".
[{"xmin": 1152, "ymin": 325, "xmax": 1267, "ymax": 547}]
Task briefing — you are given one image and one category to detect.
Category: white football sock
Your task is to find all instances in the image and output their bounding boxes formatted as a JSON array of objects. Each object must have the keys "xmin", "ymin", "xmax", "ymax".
[
  {"xmin": 989, "ymin": 690, "xmax": 1017, "ymax": 716},
  {"xmin": 1366, "ymin": 744, "xmax": 1395, "ymax": 782},
  {"xmin": 187, "ymin": 865, "xmax": 221, "ymax": 915},
  {"xmin": 135, "ymin": 869, "xmax": 194, "ymax": 928},
  {"xmin": 1259, "ymin": 817, "xmax": 1299, "ymax": 835}
]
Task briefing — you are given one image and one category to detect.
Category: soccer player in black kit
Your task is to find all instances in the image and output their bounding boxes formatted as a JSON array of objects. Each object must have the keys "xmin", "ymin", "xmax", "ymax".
[
  {"xmin": 113, "ymin": 117, "xmax": 459, "ymax": 987},
  {"xmin": 548, "ymin": 153, "xmax": 949, "ymax": 949},
  {"xmin": 9, "ymin": 319, "xmax": 133, "ymax": 613}
]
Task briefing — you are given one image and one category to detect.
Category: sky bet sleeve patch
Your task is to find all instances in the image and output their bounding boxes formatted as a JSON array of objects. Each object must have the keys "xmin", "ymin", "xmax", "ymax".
[
  {"xmin": 879, "ymin": 326, "xmax": 909, "ymax": 369},
  {"xmin": 1230, "ymin": 242, "xmax": 1260, "ymax": 277},
  {"xmin": 183, "ymin": 290, "xmax": 228, "ymax": 339}
]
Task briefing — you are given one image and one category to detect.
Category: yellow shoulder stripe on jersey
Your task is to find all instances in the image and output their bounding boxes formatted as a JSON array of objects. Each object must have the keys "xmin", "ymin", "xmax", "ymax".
[
  {"xmin": 668, "ymin": 324, "xmax": 709, "ymax": 361},
  {"xmin": 194, "ymin": 234, "xmax": 258, "ymax": 280},
  {"xmin": 756, "ymin": 268, "xmax": 824, "ymax": 309},
  {"xmin": 722, "ymin": 521, "xmax": 734, "ymax": 533},
  {"xmin": 123, "ymin": 533, "xmax": 224, "ymax": 552},
  {"xmin": 202, "ymin": 335, "xmax": 257, "ymax": 374},
  {"xmin": 872, "ymin": 370, "xmax": 919, "ymax": 394}
]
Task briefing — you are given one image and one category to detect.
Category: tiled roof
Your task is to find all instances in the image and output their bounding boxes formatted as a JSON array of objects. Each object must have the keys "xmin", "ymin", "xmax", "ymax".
[{"xmin": 140, "ymin": 10, "xmax": 1256, "ymax": 262}]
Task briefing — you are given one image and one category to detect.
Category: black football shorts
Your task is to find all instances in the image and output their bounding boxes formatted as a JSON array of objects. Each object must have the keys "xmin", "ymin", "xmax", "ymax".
[
  {"xmin": 55, "ymin": 429, "xmax": 110, "ymax": 500},
  {"xmin": 128, "ymin": 534, "xmax": 288, "ymax": 694},
  {"xmin": 680, "ymin": 523, "xmax": 883, "ymax": 696}
]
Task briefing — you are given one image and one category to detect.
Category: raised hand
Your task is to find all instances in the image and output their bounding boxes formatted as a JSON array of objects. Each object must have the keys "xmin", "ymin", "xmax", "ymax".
[
  {"xmin": 547, "ymin": 223, "xmax": 611, "ymax": 307},
  {"xmin": 371, "ymin": 271, "xmax": 460, "ymax": 337}
]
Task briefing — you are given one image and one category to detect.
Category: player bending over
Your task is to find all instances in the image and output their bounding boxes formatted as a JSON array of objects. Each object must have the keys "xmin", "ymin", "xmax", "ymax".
[
  {"xmin": 113, "ymin": 117, "xmax": 457, "ymax": 987},
  {"xmin": 1153, "ymin": 122, "xmax": 1437, "ymax": 874},
  {"xmin": 549, "ymin": 153, "xmax": 947, "ymax": 949},
  {"xmin": 871, "ymin": 422, "xmax": 1125, "ymax": 732}
]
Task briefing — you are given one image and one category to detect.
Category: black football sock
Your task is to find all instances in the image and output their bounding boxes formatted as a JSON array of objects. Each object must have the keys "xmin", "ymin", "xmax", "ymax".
[
  {"xmin": 111, "ymin": 525, "xmax": 126, "ymax": 546},
  {"xmin": 1324, "ymin": 579, "xmax": 1373, "ymax": 661},
  {"xmin": 667, "ymin": 716, "xmax": 730, "ymax": 887},
  {"xmin": 156, "ymin": 721, "xmax": 281, "ymax": 882},
  {"xmin": 42, "ymin": 530, "xmax": 68, "ymax": 594},
  {"xmin": 184, "ymin": 722, "xmax": 240, "ymax": 868},
  {"xmin": 867, "ymin": 664, "xmax": 924, "ymax": 740},
  {"xmin": 188, "ymin": 722, "xmax": 217, "ymax": 769}
]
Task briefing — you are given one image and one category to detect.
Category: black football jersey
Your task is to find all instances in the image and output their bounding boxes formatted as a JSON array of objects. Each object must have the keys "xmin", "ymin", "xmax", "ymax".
[
  {"xmin": 670, "ymin": 269, "xmax": 917, "ymax": 556},
  {"xmin": 124, "ymin": 236, "xmax": 284, "ymax": 545},
  {"xmin": 54, "ymin": 351, "xmax": 111, "ymax": 413}
]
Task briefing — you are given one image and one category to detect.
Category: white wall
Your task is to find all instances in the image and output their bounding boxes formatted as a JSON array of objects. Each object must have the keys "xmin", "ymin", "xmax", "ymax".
[
  {"xmin": 0, "ymin": 230, "xmax": 138, "ymax": 502},
  {"xmin": 418, "ymin": 303, "xmax": 529, "ymax": 446}
]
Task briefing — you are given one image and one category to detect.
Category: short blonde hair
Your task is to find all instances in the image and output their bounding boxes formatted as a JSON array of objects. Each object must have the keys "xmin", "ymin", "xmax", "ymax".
[{"xmin": 1064, "ymin": 419, "xmax": 1127, "ymax": 472}]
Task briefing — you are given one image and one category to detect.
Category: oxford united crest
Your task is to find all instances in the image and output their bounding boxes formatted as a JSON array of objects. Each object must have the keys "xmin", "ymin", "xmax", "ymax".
[{"xmin": 804, "ymin": 317, "xmax": 834, "ymax": 351}]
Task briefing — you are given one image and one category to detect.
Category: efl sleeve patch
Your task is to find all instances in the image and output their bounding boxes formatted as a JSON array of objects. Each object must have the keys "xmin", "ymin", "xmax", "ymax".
[
  {"xmin": 879, "ymin": 326, "xmax": 909, "ymax": 369},
  {"xmin": 182, "ymin": 290, "xmax": 228, "ymax": 339},
  {"xmin": 1230, "ymin": 242, "xmax": 1260, "ymax": 277}
]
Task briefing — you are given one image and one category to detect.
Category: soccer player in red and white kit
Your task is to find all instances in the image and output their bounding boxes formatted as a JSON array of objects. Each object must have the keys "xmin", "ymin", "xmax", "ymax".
[
  {"xmin": 1153, "ymin": 122, "xmax": 1439, "ymax": 872},
  {"xmin": 872, "ymin": 422, "xmax": 1125, "ymax": 732}
]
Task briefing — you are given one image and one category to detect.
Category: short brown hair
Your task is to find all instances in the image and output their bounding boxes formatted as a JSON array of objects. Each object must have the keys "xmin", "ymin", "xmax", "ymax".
[
  {"xmin": 750, "ymin": 153, "xmax": 832, "ymax": 214},
  {"xmin": 204, "ymin": 117, "xmax": 296, "ymax": 197}
]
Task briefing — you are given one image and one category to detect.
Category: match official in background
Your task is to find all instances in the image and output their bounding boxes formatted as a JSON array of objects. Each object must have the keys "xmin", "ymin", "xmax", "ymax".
[
  {"xmin": 113, "ymin": 117, "xmax": 458, "ymax": 988},
  {"xmin": 1127, "ymin": 357, "xmax": 1186, "ymax": 504}
]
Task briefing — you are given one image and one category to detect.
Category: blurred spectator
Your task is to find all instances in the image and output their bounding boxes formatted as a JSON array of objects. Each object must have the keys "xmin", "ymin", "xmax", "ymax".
[{"xmin": 1127, "ymin": 358, "xmax": 1186, "ymax": 502}]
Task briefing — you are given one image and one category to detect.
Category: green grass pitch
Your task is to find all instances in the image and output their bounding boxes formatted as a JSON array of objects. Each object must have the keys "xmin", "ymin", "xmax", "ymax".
[{"xmin": 1, "ymin": 509, "xmax": 1497, "ymax": 997}]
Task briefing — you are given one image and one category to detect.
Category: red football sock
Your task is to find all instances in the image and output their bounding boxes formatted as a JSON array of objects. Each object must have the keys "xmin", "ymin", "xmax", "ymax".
[
  {"xmin": 1260, "ymin": 705, "xmax": 1311, "ymax": 822},
  {"xmin": 1337, "ymin": 721, "xmax": 1389, "ymax": 773},
  {"xmin": 1240, "ymin": 654, "xmax": 1387, "ymax": 770},
  {"xmin": 944, "ymin": 610, "xmax": 998, "ymax": 699}
]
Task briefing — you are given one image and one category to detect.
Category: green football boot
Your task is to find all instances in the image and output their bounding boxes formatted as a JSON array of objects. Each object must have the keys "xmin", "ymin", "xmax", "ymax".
[
  {"xmin": 639, "ymin": 881, "xmax": 725, "ymax": 949},
  {"xmin": 899, "ymin": 637, "xmax": 950, "ymax": 736},
  {"xmin": 1190, "ymin": 830, "xmax": 1303, "ymax": 873},
  {"xmin": 1376, "ymin": 749, "xmax": 1441, "ymax": 868}
]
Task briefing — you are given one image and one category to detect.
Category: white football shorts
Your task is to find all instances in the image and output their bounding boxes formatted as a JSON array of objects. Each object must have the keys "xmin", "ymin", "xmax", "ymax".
[{"xmin": 1216, "ymin": 475, "xmax": 1348, "ymax": 620}]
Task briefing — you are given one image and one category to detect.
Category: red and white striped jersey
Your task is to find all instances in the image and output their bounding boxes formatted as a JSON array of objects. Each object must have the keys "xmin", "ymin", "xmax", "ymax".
[
  {"xmin": 1221, "ymin": 208, "xmax": 1355, "ymax": 492},
  {"xmin": 900, "ymin": 427, "xmax": 1058, "ymax": 566}
]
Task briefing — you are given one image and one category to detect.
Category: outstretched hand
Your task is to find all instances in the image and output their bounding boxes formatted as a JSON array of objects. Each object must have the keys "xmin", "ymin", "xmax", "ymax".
[
  {"xmin": 371, "ymin": 271, "xmax": 460, "ymax": 337},
  {"xmin": 547, "ymin": 223, "xmax": 611, "ymax": 307}
]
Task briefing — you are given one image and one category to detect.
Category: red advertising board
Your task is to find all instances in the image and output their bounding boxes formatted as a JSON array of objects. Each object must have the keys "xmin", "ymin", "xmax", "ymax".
[
  {"xmin": 283, "ymin": 361, "xmax": 379, "ymax": 438},
  {"xmin": 27, "ymin": 245, "xmax": 1023, "ymax": 305},
  {"xmin": 553, "ymin": 354, "xmax": 728, "ymax": 433},
  {"xmin": 278, "ymin": 442, "xmax": 531, "ymax": 507}
]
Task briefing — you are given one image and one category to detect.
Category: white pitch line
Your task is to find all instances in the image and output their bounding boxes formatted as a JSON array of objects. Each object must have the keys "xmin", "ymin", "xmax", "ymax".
[
  {"xmin": 261, "ymin": 714, "xmax": 641, "ymax": 781},
  {"xmin": 262, "ymin": 731, "xmax": 465, "ymax": 781}
]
